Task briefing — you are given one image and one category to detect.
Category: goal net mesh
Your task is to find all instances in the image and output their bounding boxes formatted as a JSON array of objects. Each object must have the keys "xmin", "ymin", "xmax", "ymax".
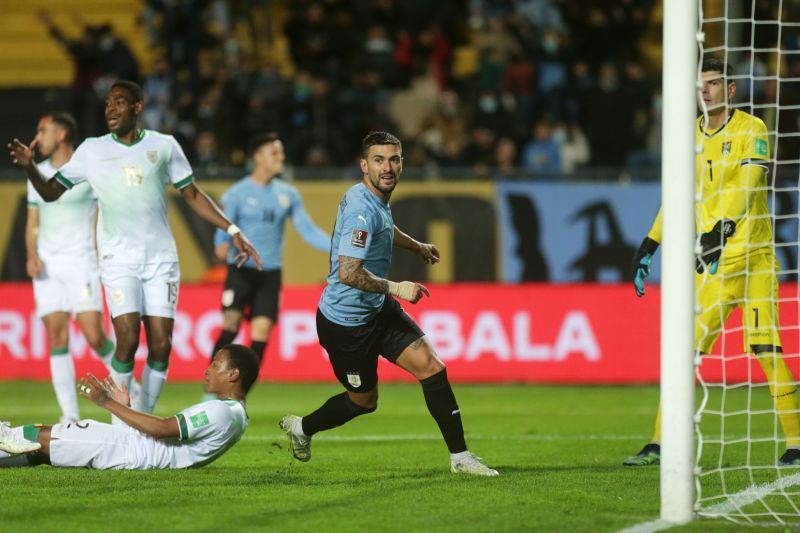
[{"xmin": 694, "ymin": 0, "xmax": 800, "ymax": 524}]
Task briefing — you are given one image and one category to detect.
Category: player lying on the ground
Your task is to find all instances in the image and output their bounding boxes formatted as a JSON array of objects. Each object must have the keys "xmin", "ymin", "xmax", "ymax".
[{"xmin": 0, "ymin": 344, "xmax": 258, "ymax": 469}]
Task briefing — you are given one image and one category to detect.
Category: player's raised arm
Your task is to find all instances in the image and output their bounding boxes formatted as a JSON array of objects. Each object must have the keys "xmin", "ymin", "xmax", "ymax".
[
  {"xmin": 78, "ymin": 374, "xmax": 180, "ymax": 439},
  {"xmin": 393, "ymin": 226, "xmax": 440, "ymax": 265},
  {"xmin": 7, "ymin": 139, "xmax": 66, "ymax": 201},
  {"xmin": 179, "ymin": 182, "xmax": 262, "ymax": 269}
]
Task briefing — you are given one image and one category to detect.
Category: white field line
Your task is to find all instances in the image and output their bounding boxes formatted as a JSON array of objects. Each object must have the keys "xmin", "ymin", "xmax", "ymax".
[
  {"xmin": 243, "ymin": 433, "xmax": 645, "ymax": 442},
  {"xmin": 618, "ymin": 471, "xmax": 800, "ymax": 533},
  {"xmin": 700, "ymin": 472, "xmax": 800, "ymax": 517},
  {"xmin": 616, "ymin": 519, "xmax": 676, "ymax": 533}
]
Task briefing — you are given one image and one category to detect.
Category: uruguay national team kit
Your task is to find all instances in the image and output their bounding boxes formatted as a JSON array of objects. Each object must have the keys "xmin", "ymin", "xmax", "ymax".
[{"xmin": 317, "ymin": 183, "xmax": 422, "ymax": 392}]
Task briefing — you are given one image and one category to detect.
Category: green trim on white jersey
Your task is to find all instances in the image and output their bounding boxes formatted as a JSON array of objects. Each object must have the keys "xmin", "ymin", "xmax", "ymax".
[{"xmin": 111, "ymin": 129, "xmax": 146, "ymax": 147}]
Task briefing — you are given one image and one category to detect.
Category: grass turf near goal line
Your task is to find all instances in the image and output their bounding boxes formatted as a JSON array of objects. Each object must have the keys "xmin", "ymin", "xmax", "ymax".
[{"xmin": 2, "ymin": 382, "xmax": 795, "ymax": 531}]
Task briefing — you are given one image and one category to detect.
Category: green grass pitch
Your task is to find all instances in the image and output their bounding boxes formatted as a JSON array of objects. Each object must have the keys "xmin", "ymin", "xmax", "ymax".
[{"xmin": 0, "ymin": 381, "xmax": 794, "ymax": 532}]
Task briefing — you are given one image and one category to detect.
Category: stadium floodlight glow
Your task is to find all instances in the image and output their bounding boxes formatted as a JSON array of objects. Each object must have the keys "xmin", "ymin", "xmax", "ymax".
[{"xmin": 660, "ymin": 0, "xmax": 697, "ymax": 524}]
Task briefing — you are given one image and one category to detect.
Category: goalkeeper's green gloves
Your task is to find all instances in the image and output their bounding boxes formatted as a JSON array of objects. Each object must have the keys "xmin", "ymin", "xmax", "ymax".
[
  {"xmin": 632, "ymin": 237, "xmax": 659, "ymax": 297},
  {"xmin": 696, "ymin": 219, "xmax": 736, "ymax": 274}
]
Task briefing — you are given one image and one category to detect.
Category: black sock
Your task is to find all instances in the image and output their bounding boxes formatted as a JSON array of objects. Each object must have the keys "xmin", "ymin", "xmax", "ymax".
[
  {"xmin": 302, "ymin": 392, "xmax": 375, "ymax": 436},
  {"xmin": 212, "ymin": 330, "xmax": 237, "ymax": 360},
  {"xmin": 250, "ymin": 340, "xmax": 267, "ymax": 363},
  {"xmin": 420, "ymin": 369, "xmax": 467, "ymax": 454}
]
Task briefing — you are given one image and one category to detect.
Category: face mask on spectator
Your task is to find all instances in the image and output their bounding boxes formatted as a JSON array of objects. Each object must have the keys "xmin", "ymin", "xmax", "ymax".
[
  {"xmin": 479, "ymin": 96, "xmax": 498, "ymax": 113},
  {"xmin": 552, "ymin": 127, "xmax": 568, "ymax": 144},
  {"xmin": 542, "ymin": 37, "xmax": 559, "ymax": 54}
]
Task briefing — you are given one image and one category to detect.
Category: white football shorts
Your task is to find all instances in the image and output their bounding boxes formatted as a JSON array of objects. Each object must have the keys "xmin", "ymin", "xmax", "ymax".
[
  {"xmin": 49, "ymin": 420, "xmax": 136, "ymax": 470},
  {"xmin": 33, "ymin": 259, "xmax": 103, "ymax": 318},
  {"xmin": 100, "ymin": 262, "xmax": 180, "ymax": 319}
]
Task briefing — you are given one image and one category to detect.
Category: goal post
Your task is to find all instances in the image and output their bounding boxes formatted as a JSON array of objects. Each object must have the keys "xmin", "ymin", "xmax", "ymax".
[{"xmin": 660, "ymin": 0, "xmax": 698, "ymax": 524}]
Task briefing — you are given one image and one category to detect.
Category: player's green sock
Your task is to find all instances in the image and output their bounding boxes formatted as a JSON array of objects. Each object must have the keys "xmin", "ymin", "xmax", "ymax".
[
  {"xmin": 110, "ymin": 356, "xmax": 135, "ymax": 392},
  {"xmin": 96, "ymin": 339, "xmax": 115, "ymax": 370}
]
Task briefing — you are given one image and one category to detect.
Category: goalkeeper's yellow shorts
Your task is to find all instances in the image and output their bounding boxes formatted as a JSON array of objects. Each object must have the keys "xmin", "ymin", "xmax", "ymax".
[{"xmin": 695, "ymin": 251, "xmax": 782, "ymax": 354}]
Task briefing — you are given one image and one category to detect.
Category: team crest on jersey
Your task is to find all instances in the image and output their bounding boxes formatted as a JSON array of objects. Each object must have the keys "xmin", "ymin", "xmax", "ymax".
[
  {"xmin": 346, "ymin": 372, "xmax": 361, "ymax": 388},
  {"xmin": 111, "ymin": 289, "xmax": 125, "ymax": 306},
  {"xmin": 351, "ymin": 229, "xmax": 368, "ymax": 248},
  {"xmin": 146, "ymin": 150, "xmax": 158, "ymax": 164},
  {"xmin": 721, "ymin": 142, "xmax": 731, "ymax": 157},
  {"xmin": 278, "ymin": 193, "xmax": 290, "ymax": 209}
]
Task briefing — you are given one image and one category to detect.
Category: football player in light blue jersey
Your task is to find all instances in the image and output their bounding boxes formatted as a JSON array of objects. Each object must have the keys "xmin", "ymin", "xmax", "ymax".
[
  {"xmin": 8, "ymin": 80, "xmax": 261, "ymax": 417},
  {"xmin": 210, "ymin": 133, "xmax": 330, "ymax": 369},
  {"xmin": 279, "ymin": 132, "xmax": 498, "ymax": 476}
]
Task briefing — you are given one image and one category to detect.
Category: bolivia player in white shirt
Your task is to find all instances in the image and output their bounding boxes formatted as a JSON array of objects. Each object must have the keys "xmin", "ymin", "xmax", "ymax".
[
  {"xmin": 0, "ymin": 344, "xmax": 258, "ymax": 470},
  {"xmin": 25, "ymin": 112, "xmax": 118, "ymax": 424},
  {"xmin": 8, "ymin": 80, "xmax": 261, "ymax": 415}
]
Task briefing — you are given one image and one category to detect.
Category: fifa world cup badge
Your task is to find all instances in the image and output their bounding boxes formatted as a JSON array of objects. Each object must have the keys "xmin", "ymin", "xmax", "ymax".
[{"xmin": 721, "ymin": 142, "xmax": 731, "ymax": 157}]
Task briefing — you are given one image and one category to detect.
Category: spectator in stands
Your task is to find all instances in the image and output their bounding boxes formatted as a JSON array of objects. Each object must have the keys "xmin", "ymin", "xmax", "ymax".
[
  {"xmin": 38, "ymin": 12, "xmax": 102, "ymax": 137},
  {"xmin": 95, "ymin": 24, "xmax": 140, "ymax": 89},
  {"xmin": 463, "ymin": 127, "xmax": 497, "ymax": 179},
  {"xmin": 418, "ymin": 90, "xmax": 469, "ymax": 163},
  {"xmin": 193, "ymin": 131, "xmax": 225, "ymax": 177},
  {"xmin": 493, "ymin": 136, "xmax": 518, "ymax": 178},
  {"xmin": 581, "ymin": 62, "xmax": 631, "ymax": 166},
  {"xmin": 553, "ymin": 121, "xmax": 591, "ymax": 173},
  {"xmin": 521, "ymin": 119, "xmax": 561, "ymax": 173},
  {"xmin": 142, "ymin": 56, "xmax": 174, "ymax": 131}
]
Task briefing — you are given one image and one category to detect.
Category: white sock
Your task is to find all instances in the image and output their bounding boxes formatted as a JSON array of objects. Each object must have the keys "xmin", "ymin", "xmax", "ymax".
[
  {"xmin": 50, "ymin": 349, "xmax": 79, "ymax": 422},
  {"xmin": 139, "ymin": 363, "xmax": 168, "ymax": 414},
  {"xmin": 108, "ymin": 365, "xmax": 134, "ymax": 424},
  {"xmin": 293, "ymin": 417, "xmax": 307, "ymax": 438},
  {"xmin": 450, "ymin": 450, "xmax": 471, "ymax": 462}
]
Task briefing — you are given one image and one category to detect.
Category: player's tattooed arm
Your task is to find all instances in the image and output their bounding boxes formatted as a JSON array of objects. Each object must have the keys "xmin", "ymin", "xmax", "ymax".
[{"xmin": 338, "ymin": 255, "xmax": 389, "ymax": 293}]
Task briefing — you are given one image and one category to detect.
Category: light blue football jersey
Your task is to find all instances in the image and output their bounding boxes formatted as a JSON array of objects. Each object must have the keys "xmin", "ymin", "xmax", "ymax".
[
  {"xmin": 318, "ymin": 182, "xmax": 394, "ymax": 326},
  {"xmin": 214, "ymin": 176, "xmax": 330, "ymax": 271}
]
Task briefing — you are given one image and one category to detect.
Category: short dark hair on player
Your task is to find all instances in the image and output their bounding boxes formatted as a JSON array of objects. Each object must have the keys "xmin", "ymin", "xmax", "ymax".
[
  {"xmin": 248, "ymin": 132, "xmax": 280, "ymax": 157},
  {"xmin": 361, "ymin": 131, "xmax": 401, "ymax": 158},
  {"xmin": 701, "ymin": 58, "xmax": 734, "ymax": 80},
  {"xmin": 220, "ymin": 344, "xmax": 260, "ymax": 393},
  {"xmin": 46, "ymin": 112, "xmax": 78, "ymax": 146},
  {"xmin": 111, "ymin": 79, "xmax": 144, "ymax": 103}
]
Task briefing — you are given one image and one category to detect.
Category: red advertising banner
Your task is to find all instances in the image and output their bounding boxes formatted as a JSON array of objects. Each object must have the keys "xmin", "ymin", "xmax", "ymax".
[{"xmin": 1, "ymin": 283, "xmax": 798, "ymax": 384}]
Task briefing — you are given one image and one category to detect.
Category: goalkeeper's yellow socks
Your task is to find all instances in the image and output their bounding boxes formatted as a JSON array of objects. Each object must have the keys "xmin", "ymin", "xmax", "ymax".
[
  {"xmin": 651, "ymin": 403, "xmax": 662, "ymax": 444},
  {"xmin": 756, "ymin": 352, "xmax": 800, "ymax": 447}
]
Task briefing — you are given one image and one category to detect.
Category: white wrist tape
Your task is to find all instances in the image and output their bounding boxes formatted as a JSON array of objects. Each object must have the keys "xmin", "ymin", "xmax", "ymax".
[
  {"xmin": 386, "ymin": 280, "xmax": 416, "ymax": 301},
  {"xmin": 226, "ymin": 224, "xmax": 241, "ymax": 236}
]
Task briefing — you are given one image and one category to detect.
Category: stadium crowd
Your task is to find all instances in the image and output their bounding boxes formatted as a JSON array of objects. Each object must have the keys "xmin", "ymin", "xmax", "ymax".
[{"xmin": 40, "ymin": 0, "xmax": 800, "ymax": 180}]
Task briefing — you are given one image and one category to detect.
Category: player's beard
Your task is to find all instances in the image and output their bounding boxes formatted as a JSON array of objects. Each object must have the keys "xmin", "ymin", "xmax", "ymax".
[{"xmin": 370, "ymin": 171, "xmax": 397, "ymax": 194}]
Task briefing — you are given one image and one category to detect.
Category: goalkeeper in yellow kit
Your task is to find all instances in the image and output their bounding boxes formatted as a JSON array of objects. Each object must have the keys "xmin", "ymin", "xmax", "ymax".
[{"xmin": 625, "ymin": 58, "xmax": 800, "ymax": 467}]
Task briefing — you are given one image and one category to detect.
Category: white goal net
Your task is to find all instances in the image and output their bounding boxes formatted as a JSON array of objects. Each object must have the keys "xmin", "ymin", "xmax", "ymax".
[{"xmin": 694, "ymin": 0, "xmax": 800, "ymax": 524}]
